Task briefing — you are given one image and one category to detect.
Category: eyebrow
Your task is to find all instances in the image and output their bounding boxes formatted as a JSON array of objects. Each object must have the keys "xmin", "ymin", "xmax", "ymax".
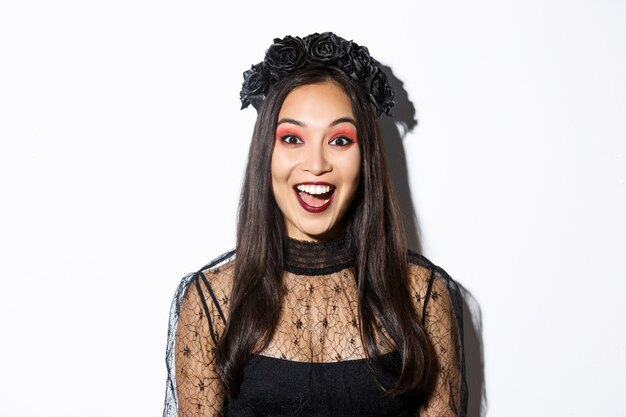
[{"xmin": 277, "ymin": 117, "xmax": 357, "ymax": 128}]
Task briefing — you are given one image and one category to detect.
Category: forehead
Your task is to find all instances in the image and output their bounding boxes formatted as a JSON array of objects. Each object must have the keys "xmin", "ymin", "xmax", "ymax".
[{"xmin": 278, "ymin": 82, "xmax": 354, "ymax": 124}]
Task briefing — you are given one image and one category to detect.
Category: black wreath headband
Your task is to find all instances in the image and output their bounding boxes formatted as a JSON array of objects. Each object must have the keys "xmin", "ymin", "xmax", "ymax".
[{"xmin": 239, "ymin": 32, "xmax": 396, "ymax": 117}]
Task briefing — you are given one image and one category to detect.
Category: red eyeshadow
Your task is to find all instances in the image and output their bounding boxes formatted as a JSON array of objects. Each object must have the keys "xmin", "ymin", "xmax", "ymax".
[
  {"xmin": 275, "ymin": 126, "xmax": 302, "ymax": 142},
  {"xmin": 331, "ymin": 128, "xmax": 358, "ymax": 143}
]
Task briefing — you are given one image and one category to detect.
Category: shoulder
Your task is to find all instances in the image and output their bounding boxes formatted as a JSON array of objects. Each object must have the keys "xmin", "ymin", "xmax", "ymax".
[
  {"xmin": 179, "ymin": 249, "xmax": 236, "ymax": 290},
  {"xmin": 408, "ymin": 252, "xmax": 459, "ymax": 289},
  {"xmin": 175, "ymin": 249, "xmax": 237, "ymax": 321},
  {"xmin": 196, "ymin": 250, "xmax": 237, "ymax": 303},
  {"xmin": 406, "ymin": 251, "xmax": 463, "ymax": 322}
]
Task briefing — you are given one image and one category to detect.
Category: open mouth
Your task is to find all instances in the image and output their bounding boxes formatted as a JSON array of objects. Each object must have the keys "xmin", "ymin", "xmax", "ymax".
[{"xmin": 294, "ymin": 183, "xmax": 336, "ymax": 213}]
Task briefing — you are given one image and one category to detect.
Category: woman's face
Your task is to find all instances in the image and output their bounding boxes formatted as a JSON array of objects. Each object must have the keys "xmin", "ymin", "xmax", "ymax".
[{"xmin": 271, "ymin": 81, "xmax": 361, "ymax": 241}]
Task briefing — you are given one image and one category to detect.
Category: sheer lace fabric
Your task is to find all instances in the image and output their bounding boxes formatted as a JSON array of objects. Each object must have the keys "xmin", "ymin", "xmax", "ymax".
[{"xmin": 163, "ymin": 240, "xmax": 466, "ymax": 417}]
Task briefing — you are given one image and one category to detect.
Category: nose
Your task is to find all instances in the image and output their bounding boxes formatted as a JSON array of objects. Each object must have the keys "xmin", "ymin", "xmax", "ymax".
[{"xmin": 301, "ymin": 142, "xmax": 332, "ymax": 176}]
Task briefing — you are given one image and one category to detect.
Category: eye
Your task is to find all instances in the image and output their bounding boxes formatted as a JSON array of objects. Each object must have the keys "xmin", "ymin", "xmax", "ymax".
[
  {"xmin": 280, "ymin": 135, "xmax": 303, "ymax": 145},
  {"xmin": 329, "ymin": 136, "xmax": 354, "ymax": 147}
]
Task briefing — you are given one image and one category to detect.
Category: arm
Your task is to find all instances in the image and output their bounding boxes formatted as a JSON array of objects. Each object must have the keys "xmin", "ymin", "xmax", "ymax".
[
  {"xmin": 174, "ymin": 275, "xmax": 225, "ymax": 417},
  {"xmin": 419, "ymin": 270, "xmax": 466, "ymax": 417}
]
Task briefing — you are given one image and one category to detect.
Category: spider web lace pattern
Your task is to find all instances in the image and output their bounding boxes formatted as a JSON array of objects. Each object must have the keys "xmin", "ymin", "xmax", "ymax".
[
  {"xmin": 162, "ymin": 250, "xmax": 235, "ymax": 417},
  {"xmin": 163, "ymin": 245, "xmax": 467, "ymax": 417},
  {"xmin": 409, "ymin": 252, "xmax": 468, "ymax": 416}
]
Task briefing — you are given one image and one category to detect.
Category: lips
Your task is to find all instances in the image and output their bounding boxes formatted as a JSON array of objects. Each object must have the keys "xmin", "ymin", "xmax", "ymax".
[{"xmin": 293, "ymin": 182, "xmax": 336, "ymax": 213}]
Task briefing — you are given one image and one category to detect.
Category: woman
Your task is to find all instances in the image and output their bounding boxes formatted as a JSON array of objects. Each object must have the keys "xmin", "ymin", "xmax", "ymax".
[{"xmin": 163, "ymin": 32, "xmax": 467, "ymax": 417}]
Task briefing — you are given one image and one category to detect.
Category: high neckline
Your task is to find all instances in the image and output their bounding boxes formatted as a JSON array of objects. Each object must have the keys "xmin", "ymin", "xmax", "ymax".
[{"xmin": 284, "ymin": 233, "xmax": 355, "ymax": 276}]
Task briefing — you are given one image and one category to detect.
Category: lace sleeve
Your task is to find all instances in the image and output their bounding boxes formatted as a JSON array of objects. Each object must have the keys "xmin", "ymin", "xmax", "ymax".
[
  {"xmin": 163, "ymin": 251, "xmax": 236, "ymax": 417},
  {"xmin": 163, "ymin": 252, "xmax": 235, "ymax": 417},
  {"xmin": 409, "ymin": 256, "xmax": 467, "ymax": 417},
  {"xmin": 174, "ymin": 274, "xmax": 225, "ymax": 416}
]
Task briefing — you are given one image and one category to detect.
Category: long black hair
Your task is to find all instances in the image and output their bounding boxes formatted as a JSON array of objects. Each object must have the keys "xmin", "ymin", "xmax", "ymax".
[{"xmin": 216, "ymin": 66, "xmax": 434, "ymax": 398}]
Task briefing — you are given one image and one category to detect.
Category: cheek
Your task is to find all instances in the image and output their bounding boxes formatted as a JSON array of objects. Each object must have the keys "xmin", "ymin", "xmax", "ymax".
[
  {"xmin": 269, "ymin": 152, "xmax": 279, "ymax": 199},
  {"xmin": 271, "ymin": 145, "xmax": 301, "ymax": 181},
  {"xmin": 270, "ymin": 148, "xmax": 284, "ymax": 181},
  {"xmin": 336, "ymin": 150, "xmax": 361, "ymax": 208},
  {"xmin": 344, "ymin": 149, "xmax": 362, "ymax": 187},
  {"xmin": 270, "ymin": 148, "xmax": 293, "ymax": 200}
]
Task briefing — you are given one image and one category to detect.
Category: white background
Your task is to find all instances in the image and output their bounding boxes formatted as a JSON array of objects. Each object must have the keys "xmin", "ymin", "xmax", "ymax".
[{"xmin": 1, "ymin": 1, "xmax": 625, "ymax": 416}]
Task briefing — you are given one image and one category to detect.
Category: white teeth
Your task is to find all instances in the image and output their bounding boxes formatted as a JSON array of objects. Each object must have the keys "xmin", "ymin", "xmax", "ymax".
[{"xmin": 296, "ymin": 184, "xmax": 332, "ymax": 195}]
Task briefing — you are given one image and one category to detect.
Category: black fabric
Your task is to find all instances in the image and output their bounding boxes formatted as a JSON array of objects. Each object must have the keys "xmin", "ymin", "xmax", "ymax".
[
  {"xmin": 228, "ymin": 352, "xmax": 415, "ymax": 417},
  {"xmin": 283, "ymin": 234, "xmax": 355, "ymax": 275},
  {"xmin": 163, "ymin": 238, "xmax": 467, "ymax": 417}
]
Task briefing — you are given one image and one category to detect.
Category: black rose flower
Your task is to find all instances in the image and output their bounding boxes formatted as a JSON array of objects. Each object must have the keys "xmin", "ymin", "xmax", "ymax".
[
  {"xmin": 369, "ymin": 67, "xmax": 396, "ymax": 116},
  {"xmin": 305, "ymin": 32, "xmax": 348, "ymax": 63},
  {"xmin": 339, "ymin": 43, "xmax": 375, "ymax": 82},
  {"xmin": 265, "ymin": 35, "xmax": 307, "ymax": 73},
  {"xmin": 239, "ymin": 32, "xmax": 396, "ymax": 118},
  {"xmin": 240, "ymin": 63, "xmax": 273, "ymax": 109}
]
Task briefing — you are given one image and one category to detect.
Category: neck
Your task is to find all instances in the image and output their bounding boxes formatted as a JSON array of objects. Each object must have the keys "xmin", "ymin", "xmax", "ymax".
[{"xmin": 283, "ymin": 232, "xmax": 354, "ymax": 276}]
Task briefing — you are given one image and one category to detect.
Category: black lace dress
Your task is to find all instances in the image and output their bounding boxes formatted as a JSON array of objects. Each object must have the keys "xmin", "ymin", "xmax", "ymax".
[{"xmin": 163, "ymin": 236, "xmax": 467, "ymax": 416}]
